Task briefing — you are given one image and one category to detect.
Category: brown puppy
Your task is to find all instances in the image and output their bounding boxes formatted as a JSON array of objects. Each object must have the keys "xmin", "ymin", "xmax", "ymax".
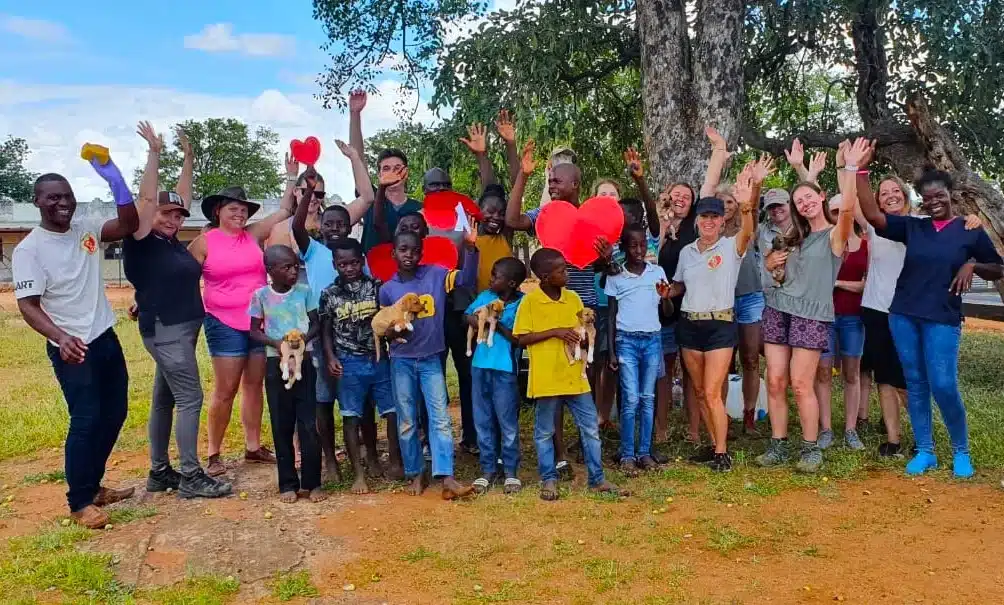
[
  {"xmin": 371, "ymin": 293, "xmax": 428, "ymax": 361},
  {"xmin": 769, "ymin": 235, "xmax": 795, "ymax": 285},
  {"xmin": 466, "ymin": 299, "xmax": 505, "ymax": 357},
  {"xmin": 279, "ymin": 329, "xmax": 306, "ymax": 390},
  {"xmin": 564, "ymin": 308, "xmax": 597, "ymax": 378}
]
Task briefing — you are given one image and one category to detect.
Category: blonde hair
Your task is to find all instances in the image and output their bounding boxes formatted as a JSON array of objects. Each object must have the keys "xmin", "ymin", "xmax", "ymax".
[{"xmin": 593, "ymin": 178, "xmax": 622, "ymax": 198}]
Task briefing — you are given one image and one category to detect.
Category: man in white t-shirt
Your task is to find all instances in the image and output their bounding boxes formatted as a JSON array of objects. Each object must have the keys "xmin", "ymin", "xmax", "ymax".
[{"xmin": 13, "ymin": 162, "xmax": 140, "ymax": 529}]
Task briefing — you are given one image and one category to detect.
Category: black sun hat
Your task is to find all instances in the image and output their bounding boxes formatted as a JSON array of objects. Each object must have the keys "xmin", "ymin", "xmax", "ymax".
[{"xmin": 200, "ymin": 186, "xmax": 261, "ymax": 222}]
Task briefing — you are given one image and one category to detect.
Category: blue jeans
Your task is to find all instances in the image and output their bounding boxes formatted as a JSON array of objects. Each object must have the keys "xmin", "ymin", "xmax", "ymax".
[
  {"xmin": 471, "ymin": 368, "xmax": 521, "ymax": 476},
  {"xmin": 46, "ymin": 329, "xmax": 129, "ymax": 512},
  {"xmin": 615, "ymin": 331, "xmax": 661, "ymax": 461},
  {"xmin": 391, "ymin": 356, "xmax": 454, "ymax": 478},
  {"xmin": 534, "ymin": 393, "xmax": 605, "ymax": 486},
  {"xmin": 338, "ymin": 355, "xmax": 395, "ymax": 417},
  {"xmin": 888, "ymin": 313, "xmax": 968, "ymax": 455}
]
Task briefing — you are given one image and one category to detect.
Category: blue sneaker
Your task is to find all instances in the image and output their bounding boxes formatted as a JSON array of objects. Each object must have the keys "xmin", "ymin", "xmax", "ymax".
[
  {"xmin": 905, "ymin": 452, "xmax": 938, "ymax": 476},
  {"xmin": 953, "ymin": 453, "xmax": 974, "ymax": 479}
]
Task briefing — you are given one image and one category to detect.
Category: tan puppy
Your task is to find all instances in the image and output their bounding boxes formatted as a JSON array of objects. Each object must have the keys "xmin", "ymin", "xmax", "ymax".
[
  {"xmin": 279, "ymin": 329, "xmax": 306, "ymax": 390},
  {"xmin": 371, "ymin": 293, "xmax": 428, "ymax": 361},
  {"xmin": 466, "ymin": 299, "xmax": 505, "ymax": 357},
  {"xmin": 564, "ymin": 308, "xmax": 597, "ymax": 378}
]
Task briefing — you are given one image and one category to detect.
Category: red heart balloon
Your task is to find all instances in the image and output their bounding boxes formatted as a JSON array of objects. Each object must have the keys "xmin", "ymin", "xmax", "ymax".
[
  {"xmin": 290, "ymin": 136, "xmax": 321, "ymax": 166},
  {"xmin": 535, "ymin": 196, "xmax": 624, "ymax": 269},
  {"xmin": 421, "ymin": 235, "xmax": 459, "ymax": 271},
  {"xmin": 366, "ymin": 243, "xmax": 397, "ymax": 282},
  {"xmin": 422, "ymin": 190, "xmax": 483, "ymax": 230}
]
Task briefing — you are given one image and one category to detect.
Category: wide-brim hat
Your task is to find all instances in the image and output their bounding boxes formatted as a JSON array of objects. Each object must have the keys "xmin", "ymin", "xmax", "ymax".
[{"xmin": 201, "ymin": 186, "xmax": 261, "ymax": 221}]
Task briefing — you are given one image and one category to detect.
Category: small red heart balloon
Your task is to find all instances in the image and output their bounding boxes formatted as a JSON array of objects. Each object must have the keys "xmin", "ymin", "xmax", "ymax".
[
  {"xmin": 366, "ymin": 243, "xmax": 397, "ymax": 282},
  {"xmin": 535, "ymin": 196, "xmax": 624, "ymax": 269},
  {"xmin": 290, "ymin": 136, "xmax": 321, "ymax": 166},
  {"xmin": 422, "ymin": 190, "xmax": 483, "ymax": 230}
]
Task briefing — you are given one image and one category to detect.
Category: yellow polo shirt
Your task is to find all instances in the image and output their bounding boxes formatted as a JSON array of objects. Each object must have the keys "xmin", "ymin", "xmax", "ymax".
[
  {"xmin": 512, "ymin": 286, "xmax": 590, "ymax": 398},
  {"xmin": 474, "ymin": 234, "xmax": 513, "ymax": 292}
]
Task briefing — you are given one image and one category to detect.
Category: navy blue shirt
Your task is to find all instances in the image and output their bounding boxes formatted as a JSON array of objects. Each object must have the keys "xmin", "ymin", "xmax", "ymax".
[
  {"xmin": 123, "ymin": 233, "xmax": 205, "ymax": 337},
  {"xmin": 878, "ymin": 214, "xmax": 1002, "ymax": 326}
]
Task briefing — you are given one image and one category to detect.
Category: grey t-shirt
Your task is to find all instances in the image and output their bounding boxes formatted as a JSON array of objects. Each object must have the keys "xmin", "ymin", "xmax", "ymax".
[
  {"xmin": 734, "ymin": 243, "xmax": 762, "ymax": 297},
  {"xmin": 764, "ymin": 227, "xmax": 843, "ymax": 322}
]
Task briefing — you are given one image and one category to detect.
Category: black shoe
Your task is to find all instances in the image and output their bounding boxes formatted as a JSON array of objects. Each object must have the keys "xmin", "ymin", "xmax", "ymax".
[
  {"xmin": 878, "ymin": 442, "xmax": 903, "ymax": 458},
  {"xmin": 179, "ymin": 468, "xmax": 233, "ymax": 499},
  {"xmin": 688, "ymin": 445, "xmax": 715, "ymax": 464},
  {"xmin": 650, "ymin": 451, "xmax": 669, "ymax": 464},
  {"xmin": 710, "ymin": 452, "xmax": 733, "ymax": 473},
  {"xmin": 147, "ymin": 466, "xmax": 182, "ymax": 492}
]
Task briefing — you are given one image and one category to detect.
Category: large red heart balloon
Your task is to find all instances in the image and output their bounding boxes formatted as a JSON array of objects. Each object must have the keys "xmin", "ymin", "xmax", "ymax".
[
  {"xmin": 290, "ymin": 136, "xmax": 321, "ymax": 166},
  {"xmin": 423, "ymin": 190, "xmax": 483, "ymax": 230},
  {"xmin": 536, "ymin": 196, "xmax": 624, "ymax": 269},
  {"xmin": 366, "ymin": 243, "xmax": 397, "ymax": 282},
  {"xmin": 364, "ymin": 236, "xmax": 459, "ymax": 283}
]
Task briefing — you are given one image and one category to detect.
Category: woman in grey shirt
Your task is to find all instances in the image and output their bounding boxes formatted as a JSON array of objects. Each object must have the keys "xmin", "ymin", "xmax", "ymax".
[{"xmin": 755, "ymin": 138, "xmax": 867, "ymax": 474}]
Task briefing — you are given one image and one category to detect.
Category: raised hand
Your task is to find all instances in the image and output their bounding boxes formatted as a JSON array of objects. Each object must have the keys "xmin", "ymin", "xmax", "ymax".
[
  {"xmin": 734, "ymin": 166, "xmax": 755, "ymax": 209},
  {"xmin": 784, "ymin": 137, "xmax": 805, "ymax": 168},
  {"xmin": 459, "ymin": 123, "xmax": 487, "ymax": 155},
  {"xmin": 623, "ymin": 147, "xmax": 644, "ymax": 179},
  {"xmin": 496, "ymin": 109, "xmax": 516, "ymax": 143},
  {"xmin": 807, "ymin": 151, "xmax": 827, "ymax": 179},
  {"xmin": 751, "ymin": 153, "xmax": 776, "ymax": 184},
  {"xmin": 861, "ymin": 139, "xmax": 878, "ymax": 168},
  {"xmin": 844, "ymin": 137, "xmax": 871, "ymax": 168},
  {"xmin": 705, "ymin": 126, "xmax": 729, "ymax": 154},
  {"xmin": 348, "ymin": 89, "xmax": 367, "ymax": 113},
  {"xmin": 836, "ymin": 140, "xmax": 850, "ymax": 169},
  {"xmin": 520, "ymin": 139, "xmax": 536, "ymax": 175},
  {"xmin": 175, "ymin": 126, "xmax": 192, "ymax": 157},
  {"xmin": 380, "ymin": 165, "xmax": 408, "ymax": 188},
  {"xmin": 137, "ymin": 121, "xmax": 163, "ymax": 154},
  {"xmin": 463, "ymin": 219, "xmax": 479, "ymax": 247},
  {"xmin": 335, "ymin": 138, "xmax": 358, "ymax": 160},
  {"xmin": 285, "ymin": 152, "xmax": 299, "ymax": 179}
]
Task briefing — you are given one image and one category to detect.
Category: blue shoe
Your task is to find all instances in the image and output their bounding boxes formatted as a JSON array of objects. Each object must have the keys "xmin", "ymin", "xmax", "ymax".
[
  {"xmin": 953, "ymin": 453, "xmax": 974, "ymax": 479},
  {"xmin": 905, "ymin": 452, "xmax": 938, "ymax": 476}
]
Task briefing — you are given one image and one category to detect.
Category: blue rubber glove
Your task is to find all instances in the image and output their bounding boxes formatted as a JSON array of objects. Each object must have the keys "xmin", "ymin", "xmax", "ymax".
[{"xmin": 89, "ymin": 157, "xmax": 134, "ymax": 206}]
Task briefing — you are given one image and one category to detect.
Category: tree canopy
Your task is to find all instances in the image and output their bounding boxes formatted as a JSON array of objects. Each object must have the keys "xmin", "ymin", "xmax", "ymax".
[{"xmin": 0, "ymin": 136, "xmax": 38, "ymax": 203}]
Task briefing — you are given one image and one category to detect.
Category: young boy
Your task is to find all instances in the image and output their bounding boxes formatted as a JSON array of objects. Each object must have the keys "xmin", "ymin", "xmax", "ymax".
[
  {"xmin": 378, "ymin": 230, "xmax": 479, "ymax": 499},
  {"xmin": 319, "ymin": 237, "xmax": 403, "ymax": 494},
  {"xmin": 249, "ymin": 245, "xmax": 325, "ymax": 504},
  {"xmin": 513, "ymin": 248, "xmax": 630, "ymax": 501},
  {"xmin": 465, "ymin": 257, "xmax": 527, "ymax": 494}
]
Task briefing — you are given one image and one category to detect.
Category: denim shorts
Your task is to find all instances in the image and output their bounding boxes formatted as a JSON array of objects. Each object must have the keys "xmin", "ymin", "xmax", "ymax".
[
  {"xmin": 337, "ymin": 354, "xmax": 395, "ymax": 417},
  {"xmin": 822, "ymin": 314, "xmax": 865, "ymax": 359},
  {"xmin": 311, "ymin": 352, "xmax": 337, "ymax": 403},
  {"xmin": 203, "ymin": 314, "xmax": 265, "ymax": 358},
  {"xmin": 735, "ymin": 292, "xmax": 765, "ymax": 325},
  {"xmin": 660, "ymin": 322, "xmax": 679, "ymax": 355}
]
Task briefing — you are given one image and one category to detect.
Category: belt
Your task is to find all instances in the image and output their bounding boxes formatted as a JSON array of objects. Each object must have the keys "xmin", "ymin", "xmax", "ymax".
[{"xmin": 684, "ymin": 309, "xmax": 734, "ymax": 322}]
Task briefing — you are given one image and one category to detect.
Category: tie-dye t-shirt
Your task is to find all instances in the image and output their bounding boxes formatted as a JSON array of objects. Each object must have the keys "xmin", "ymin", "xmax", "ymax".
[{"xmin": 248, "ymin": 283, "xmax": 316, "ymax": 357}]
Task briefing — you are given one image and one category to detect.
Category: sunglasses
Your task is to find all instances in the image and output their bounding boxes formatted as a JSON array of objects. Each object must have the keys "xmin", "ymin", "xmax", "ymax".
[{"xmin": 298, "ymin": 189, "xmax": 326, "ymax": 200}]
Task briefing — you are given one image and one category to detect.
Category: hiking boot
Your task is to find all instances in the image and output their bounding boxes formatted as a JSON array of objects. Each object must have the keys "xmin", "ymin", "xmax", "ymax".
[
  {"xmin": 817, "ymin": 429, "xmax": 834, "ymax": 450},
  {"xmin": 206, "ymin": 454, "xmax": 226, "ymax": 477},
  {"xmin": 795, "ymin": 441, "xmax": 823, "ymax": 474},
  {"xmin": 93, "ymin": 485, "xmax": 135, "ymax": 507},
  {"xmin": 245, "ymin": 446, "xmax": 276, "ymax": 464},
  {"xmin": 179, "ymin": 468, "xmax": 233, "ymax": 499},
  {"xmin": 146, "ymin": 466, "xmax": 182, "ymax": 493},
  {"xmin": 844, "ymin": 429, "xmax": 865, "ymax": 451},
  {"xmin": 71, "ymin": 505, "xmax": 109, "ymax": 529},
  {"xmin": 710, "ymin": 452, "xmax": 733, "ymax": 473},
  {"xmin": 878, "ymin": 441, "xmax": 903, "ymax": 458},
  {"xmin": 688, "ymin": 445, "xmax": 715, "ymax": 464},
  {"xmin": 756, "ymin": 438, "xmax": 790, "ymax": 467}
]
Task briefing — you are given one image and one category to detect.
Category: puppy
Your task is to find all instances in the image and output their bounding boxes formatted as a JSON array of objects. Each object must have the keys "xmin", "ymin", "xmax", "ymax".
[
  {"xmin": 564, "ymin": 308, "xmax": 597, "ymax": 378},
  {"xmin": 466, "ymin": 299, "xmax": 505, "ymax": 356},
  {"xmin": 371, "ymin": 293, "xmax": 428, "ymax": 361},
  {"xmin": 279, "ymin": 329, "xmax": 306, "ymax": 390},
  {"xmin": 769, "ymin": 234, "xmax": 794, "ymax": 286}
]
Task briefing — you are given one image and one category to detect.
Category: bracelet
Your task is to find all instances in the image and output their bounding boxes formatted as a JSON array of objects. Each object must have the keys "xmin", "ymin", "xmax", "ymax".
[
  {"xmin": 843, "ymin": 165, "xmax": 859, "ymax": 172},
  {"xmin": 857, "ymin": 169, "xmax": 870, "ymax": 176},
  {"xmin": 286, "ymin": 175, "xmax": 298, "ymax": 184}
]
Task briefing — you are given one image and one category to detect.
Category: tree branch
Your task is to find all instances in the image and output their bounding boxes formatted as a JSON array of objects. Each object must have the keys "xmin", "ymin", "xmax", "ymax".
[{"xmin": 740, "ymin": 122, "xmax": 916, "ymax": 155}]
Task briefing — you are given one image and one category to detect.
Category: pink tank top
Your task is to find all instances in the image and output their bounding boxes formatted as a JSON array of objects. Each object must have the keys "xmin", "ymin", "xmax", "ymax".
[{"xmin": 202, "ymin": 228, "xmax": 267, "ymax": 331}]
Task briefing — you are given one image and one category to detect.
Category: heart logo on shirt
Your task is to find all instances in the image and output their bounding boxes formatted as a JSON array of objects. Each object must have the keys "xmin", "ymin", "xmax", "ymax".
[
  {"xmin": 707, "ymin": 254, "xmax": 722, "ymax": 270},
  {"xmin": 536, "ymin": 196, "xmax": 624, "ymax": 269},
  {"xmin": 81, "ymin": 233, "xmax": 97, "ymax": 255}
]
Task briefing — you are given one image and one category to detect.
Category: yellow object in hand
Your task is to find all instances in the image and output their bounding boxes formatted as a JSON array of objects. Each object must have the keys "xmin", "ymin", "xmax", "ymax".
[{"xmin": 80, "ymin": 143, "xmax": 110, "ymax": 165}]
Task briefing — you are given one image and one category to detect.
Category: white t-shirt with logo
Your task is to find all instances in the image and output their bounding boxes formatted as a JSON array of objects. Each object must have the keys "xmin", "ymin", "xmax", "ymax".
[
  {"xmin": 674, "ymin": 235, "xmax": 745, "ymax": 313},
  {"xmin": 861, "ymin": 223, "xmax": 906, "ymax": 313},
  {"xmin": 12, "ymin": 217, "xmax": 116, "ymax": 344}
]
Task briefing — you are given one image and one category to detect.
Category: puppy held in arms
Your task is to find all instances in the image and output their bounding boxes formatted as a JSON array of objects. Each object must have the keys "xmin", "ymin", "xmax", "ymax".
[
  {"xmin": 280, "ymin": 329, "xmax": 306, "ymax": 390},
  {"xmin": 371, "ymin": 293, "xmax": 428, "ymax": 362},
  {"xmin": 564, "ymin": 308, "xmax": 596, "ymax": 378},
  {"xmin": 466, "ymin": 299, "xmax": 505, "ymax": 357}
]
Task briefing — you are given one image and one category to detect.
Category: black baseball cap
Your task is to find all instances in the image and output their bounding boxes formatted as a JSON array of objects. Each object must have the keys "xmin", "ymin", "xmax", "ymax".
[{"xmin": 694, "ymin": 197, "xmax": 725, "ymax": 216}]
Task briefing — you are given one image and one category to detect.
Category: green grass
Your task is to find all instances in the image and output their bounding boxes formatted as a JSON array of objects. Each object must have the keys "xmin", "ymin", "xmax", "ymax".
[
  {"xmin": 107, "ymin": 505, "xmax": 159, "ymax": 525},
  {"xmin": 143, "ymin": 574, "xmax": 240, "ymax": 605},
  {"xmin": 400, "ymin": 545, "xmax": 440, "ymax": 563},
  {"xmin": 705, "ymin": 525, "xmax": 757, "ymax": 555},
  {"xmin": 22, "ymin": 470, "xmax": 65, "ymax": 484},
  {"xmin": 270, "ymin": 570, "xmax": 319, "ymax": 601}
]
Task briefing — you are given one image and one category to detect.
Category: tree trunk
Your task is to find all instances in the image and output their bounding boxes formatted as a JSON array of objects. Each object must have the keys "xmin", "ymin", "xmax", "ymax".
[{"xmin": 636, "ymin": 0, "xmax": 745, "ymax": 189}]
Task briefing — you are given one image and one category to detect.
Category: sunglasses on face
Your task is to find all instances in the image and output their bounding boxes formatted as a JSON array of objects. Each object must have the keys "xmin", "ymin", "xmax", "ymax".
[{"xmin": 299, "ymin": 189, "xmax": 325, "ymax": 200}]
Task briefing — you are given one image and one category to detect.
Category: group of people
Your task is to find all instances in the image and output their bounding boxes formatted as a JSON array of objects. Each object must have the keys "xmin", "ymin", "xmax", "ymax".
[{"xmin": 12, "ymin": 91, "xmax": 1003, "ymax": 529}]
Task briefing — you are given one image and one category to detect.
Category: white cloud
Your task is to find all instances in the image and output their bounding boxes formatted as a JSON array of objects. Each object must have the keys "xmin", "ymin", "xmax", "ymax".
[
  {"xmin": 0, "ymin": 15, "xmax": 71, "ymax": 43},
  {"xmin": 0, "ymin": 79, "xmax": 436, "ymax": 204},
  {"xmin": 183, "ymin": 23, "xmax": 295, "ymax": 58}
]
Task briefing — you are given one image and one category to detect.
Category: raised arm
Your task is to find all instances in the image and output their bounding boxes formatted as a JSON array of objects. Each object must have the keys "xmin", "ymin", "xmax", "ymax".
[
  {"xmin": 336, "ymin": 139, "xmax": 376, "ymax": 226},
  {"xmin": 134, "ymin": 121, "xmax": 164, "ymax": 240},
  {"xmin": 291, "ymin": 167, "xmax": 318, "ymax": 253},
  {"xmin": 699, "ymin": 126, "xmax": 730, "ymax": 198},
  {"xmin": 175, "ymin": 126, "xmax": 194, "ymax": 207},
  {"xmin": 496, "ymin": 110, "xmax": 520, "ymax": 187},
  {"xmin": 624, "ymin": 147, "xmax": 659, "ymax": 238},
  {"xmin": 736, "ymin": 156, "xmax": 773, "ymax": 256},
  {"xmin": 370, "ymin": 166, "xmax": 407, "ymax": 245},
  {"xmin": 348, "ymin": 89, "xmax": 367, "ymax": 159},
  {"xmin": 246, "ymin": 152, "xmax": 297, "ymax": 243},
  {"xmin": 831, "ymin": 139, "xmax": 866, "ymax": 256},
  {"xmin": 854, "ymin": 143, "xmax": 886, "ymax": 231},
  {"xmin": 783, "ymin": 138, "xmax": 810, "ymax": 182},
  {"xmin": 90, "ymin": 155, "xmax": 139, "ymax": 242},
  {"xmin": 459, "ymin": 122, "xmax": 497, "ymax": 188},
  {"xmin": 504, "ymin": 140, "xmax": 536, "ymax": 232},
  {"xmin": 805, "ymin": 151, "xmax": 827, "ymax": 185}
]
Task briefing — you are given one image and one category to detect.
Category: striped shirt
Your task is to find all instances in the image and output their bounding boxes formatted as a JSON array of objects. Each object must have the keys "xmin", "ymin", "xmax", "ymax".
[{"xmin": 525, "ymin": 207, "xmax": 598, "ymax": 306}]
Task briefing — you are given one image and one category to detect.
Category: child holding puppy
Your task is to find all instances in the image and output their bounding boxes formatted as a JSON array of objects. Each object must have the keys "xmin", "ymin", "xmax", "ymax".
[
  {"xmin": 249, "ymin": 245, "xmax": 325, "ymax": 504},
  {"xmin": 464, "ymin": 257, "xmax": 527, "ymax": 494}
]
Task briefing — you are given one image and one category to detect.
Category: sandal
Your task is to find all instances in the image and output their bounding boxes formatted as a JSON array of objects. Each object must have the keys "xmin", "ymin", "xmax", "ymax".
[
  {"xmin": 539, "ymin": 479, "xmax": 559, "ymax": 501},
  {"xmin": 472, "ymin": 477, "xmax": 492, "ymax": 495},
  {"xmin": 503, "ymin": 477, "xmax": 522, "ymax": 495}
]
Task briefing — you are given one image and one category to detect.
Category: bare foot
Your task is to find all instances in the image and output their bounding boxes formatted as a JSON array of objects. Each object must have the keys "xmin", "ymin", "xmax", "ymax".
[
  {"xmin": 539, "ymin": 479, "xmax": 559, "ymax": 501},
  {"xmin": 441, "ymin": 477, "xmax": 474, "ymax": 501},
  {"xmin": 323, "ymin": 458, "xmax": 342, "ymax": 483},
  {"xmin": 308, "ymin": 488, "xmax": 327, "ymax": 503},
  {"xmin": 406, "ymin": 475, "xmax": 424, "ymax": 496},
  {"xmin": 590, "ymin": 480, "xmax": 631, "ymax": 497},
  {"xmin": 278, "ymin": 490, "xmax": 297, "ymax": 504},
  {"xmin": 351, "ymin": 476, "xmax": 369, "ymax": 495}
]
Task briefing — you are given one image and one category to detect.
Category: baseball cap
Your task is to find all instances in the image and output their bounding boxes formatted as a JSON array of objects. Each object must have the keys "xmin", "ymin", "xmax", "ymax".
[
  {"xmin": 694, "ymin": 197, "xmax": 725, "ymax": 216},
  {"xmin": 762, "ymin": 188, "xmax": 790, "ymax": 209},
  {"xmin": 158, "ymin": 191, "xmax": 190, "ymax": 217}
]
